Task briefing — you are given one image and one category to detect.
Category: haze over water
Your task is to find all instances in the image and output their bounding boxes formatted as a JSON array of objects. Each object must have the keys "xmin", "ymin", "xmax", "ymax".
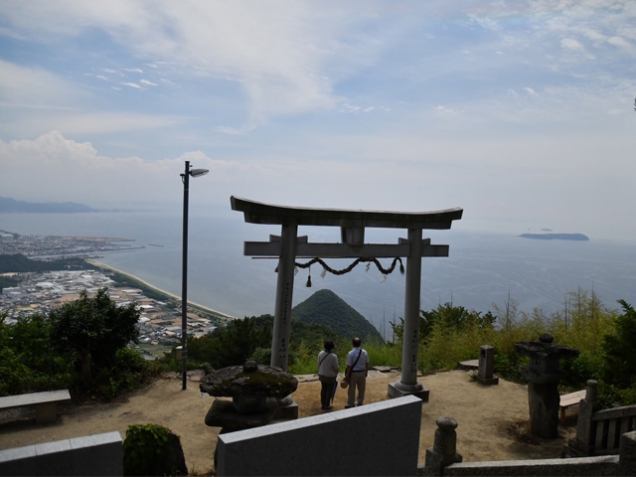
[{"xmin": 2, "ymin": 210, "xmax": 636, "ymax": 337}]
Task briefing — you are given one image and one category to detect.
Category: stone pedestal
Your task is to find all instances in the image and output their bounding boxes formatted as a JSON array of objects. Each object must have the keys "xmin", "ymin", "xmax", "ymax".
[
  {"xmin": 205, "ymin": 399, "xmax": 280, "ymax": 433},
  {"xmin": 526, "ymin": 381, "xmax": 561, "ymax": 437},
  {"xmin": 515, "ymin": 334, "xmax": 579, "ymax": 439},
  {"xmin": 388, "ymin": 381, "xmax": 430, "ymax": 402},
  {"xmin": 476, "ymin": 345, "xmax": 499, "ymax": 385}
]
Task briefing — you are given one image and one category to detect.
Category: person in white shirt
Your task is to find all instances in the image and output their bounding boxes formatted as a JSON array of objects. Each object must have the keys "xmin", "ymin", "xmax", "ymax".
[
  {"xmin": 317, "ymin": 340, "xmax": 339, "ymax": 410},
  {"xmin": 345, "ymin": 337, "xmax": 369, "ymax": 408}
]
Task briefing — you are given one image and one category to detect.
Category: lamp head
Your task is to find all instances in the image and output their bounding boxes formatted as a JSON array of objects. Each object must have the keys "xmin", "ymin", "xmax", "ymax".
[{"xmin": 190, "ymin": 169, "xmax": 209, "ymax": 178}]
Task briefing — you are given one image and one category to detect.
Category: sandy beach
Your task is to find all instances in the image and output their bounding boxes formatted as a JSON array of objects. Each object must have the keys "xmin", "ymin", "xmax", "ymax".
[
  {"xmin": 86, "ymin": 259, "xmax": 236, "ymax": 320},
  {"xmin": 0, "ymin": 370, "xmax": 576, "ymax": 474}
]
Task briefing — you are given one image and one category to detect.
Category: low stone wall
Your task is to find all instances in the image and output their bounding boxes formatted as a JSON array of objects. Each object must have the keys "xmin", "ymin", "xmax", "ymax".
[
  {"xmin": 420, "ymin": 417, "xmax": 636, "ymax": 477},
  {"xmin": 0, "ymin": 431, "xmax": 122, "ymax": 476},
  {"xmin": 217, "ymin": 395, "xmax": 423, "ymax": 476},
  {"xmin": 443, "ymin": 455, "xmax": 618, "ymax": 476}
]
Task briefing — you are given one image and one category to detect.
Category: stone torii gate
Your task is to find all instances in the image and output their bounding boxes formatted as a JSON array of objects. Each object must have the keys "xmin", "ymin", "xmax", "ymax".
[{"xmin": 231, "ymin": 196, "xmax": 463, "ymax": 401}]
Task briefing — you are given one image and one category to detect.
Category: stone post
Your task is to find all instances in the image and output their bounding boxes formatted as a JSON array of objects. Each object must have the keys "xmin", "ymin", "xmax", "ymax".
[
  {"xmin": 270, "ymin": 223, "xmax": 299, "ymax": 418},
  {"xmin": 422, "ymin": 417, "xmax": 463, "ymax": 476},
  {"xmin": 389, "ymin": 228, "xmax": 429, "ymax": 401},
  {"xmin": 476, "ymin": 345, "xmax": 499, "ymax": 385},
  {"xmin": 565, "ymin": 379, "xmax": 600, "ymax": 456},
  {"xmin": 618, "ymin": 430, "xmax": 636, "ymax": 476},
  {"xmin": 271, "ymin": 223, "xmax": 298, "ymax": 371}
]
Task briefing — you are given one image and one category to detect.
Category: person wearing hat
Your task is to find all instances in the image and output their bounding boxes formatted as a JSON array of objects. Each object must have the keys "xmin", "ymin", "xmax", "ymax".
[{"xmin": 317, "ymin": 340, "xmax": 339, "ymax": 410}]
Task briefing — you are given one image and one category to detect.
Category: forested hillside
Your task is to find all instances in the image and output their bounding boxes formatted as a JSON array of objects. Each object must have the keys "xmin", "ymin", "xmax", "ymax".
[
  {"xmin": 0, "ymin": 254, "xmax": 90, "ymax": 274},
  {"xmin": 291, "ymin": 289, "xmax": 384, "ymax": 343}
]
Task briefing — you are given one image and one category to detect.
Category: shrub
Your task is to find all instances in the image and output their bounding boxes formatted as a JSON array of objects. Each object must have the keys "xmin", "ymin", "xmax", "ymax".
[{"xmin": 123, "ymin": 424, "xmax": 187, "ymax": 476}]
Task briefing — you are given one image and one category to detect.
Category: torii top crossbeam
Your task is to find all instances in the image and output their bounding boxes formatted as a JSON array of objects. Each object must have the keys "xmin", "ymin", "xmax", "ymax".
[{"xmin": 231, "ymin": 196, "xmax": 463, "ymax": 229}]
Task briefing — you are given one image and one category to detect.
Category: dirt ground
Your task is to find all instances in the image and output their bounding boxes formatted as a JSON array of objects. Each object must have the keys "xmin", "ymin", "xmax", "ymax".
[{"xmin": 0, "ymin": 370, "xmax": 576, "ymax": 474}]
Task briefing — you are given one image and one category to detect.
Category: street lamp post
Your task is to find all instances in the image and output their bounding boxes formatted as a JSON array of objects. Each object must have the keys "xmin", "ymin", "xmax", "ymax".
[{"xmin": 181, "ymin": 160, "xmax": 208, "ymax": 391}]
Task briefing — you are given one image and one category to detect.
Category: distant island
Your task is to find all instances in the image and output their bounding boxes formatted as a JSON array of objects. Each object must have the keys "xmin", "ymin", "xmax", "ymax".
[
  {"xmin": 519, "ymin": 233, "xmax": 589, "ymax": 242},
  {"xmin": 0, "ymin": 196, "xmax": 95, "ymax": 213}
]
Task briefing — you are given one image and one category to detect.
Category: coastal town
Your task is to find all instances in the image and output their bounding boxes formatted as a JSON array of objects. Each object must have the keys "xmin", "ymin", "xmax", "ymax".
[
  {"xmin": 1, "ymin": 269, "xmax": 219, "ymax": 359},
  {"xmin": 0, "ymin": 230, "xmax": 141, "ymax": 257},
  {"xmin": 0, "ymin": 230, "xmax": 227, "ymax": 360}
]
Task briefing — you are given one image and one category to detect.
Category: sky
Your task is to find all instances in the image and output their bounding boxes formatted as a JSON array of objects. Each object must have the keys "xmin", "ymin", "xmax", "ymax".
[{"xmin": 0, "ymin": 1, "xmax": 635, "ymax": 240}]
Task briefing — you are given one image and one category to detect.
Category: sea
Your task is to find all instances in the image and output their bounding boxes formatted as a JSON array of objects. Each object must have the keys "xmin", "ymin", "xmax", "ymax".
[{"xmin": 2, "ymin": 208, "xmax": 636, "ymax": 338}]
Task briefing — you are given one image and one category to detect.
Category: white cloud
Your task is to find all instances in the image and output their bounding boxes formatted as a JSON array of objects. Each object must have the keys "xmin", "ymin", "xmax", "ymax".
[
  {"xmin": 215, "ymin": 126, "xmax": 246, "ymax": 136},
  {"xmin": 340, "ymin": 103, "xmax": 361, "ymax": 113},
  {"xmin": 0, "ymin": 131, "xmax": 269, "ymax": 207},
  {"xmin": 524, "ymin": 87, "xmax": 538, "ymax": 95},
  {"xmin": 124, "ymin": 68, "xmax": 144, "ymax": 73},
  {"xmin": 0, "ymin": 1, "xmax": 388, "ymax": 128},
  {"xmin": 121, "ymin": 82, "xmax": 141, "ymax": 89},
  {"xmin": 435, "ymin": 105, "xmax": 458, "ymax": 115},
  {"xmin": 607, "ymin": 36, "xmax": 632, "ymax": 50},
  {"xmin": 0, "ymin": 112, "xmax": 179, "ymax": 137},
  {"xmin": 0, "ymin": 59, "xmax": 85, "ymax": 107},
  {"xmin": 561, "ymin": 38, "xmax": 586, "ymax": 52},
  {"xmin": 140, "ymin": 79, "xmax": 158, "ymax": 86}
]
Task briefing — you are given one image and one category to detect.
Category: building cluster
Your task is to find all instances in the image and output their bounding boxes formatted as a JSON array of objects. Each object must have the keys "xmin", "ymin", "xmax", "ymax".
[
  {"xmin": 0, "ymin": 230, "xmax": 139, "ymax": 257},
  {"xmin": 0, "ymin": 269, "xmax": 216, "ymax": 357}
]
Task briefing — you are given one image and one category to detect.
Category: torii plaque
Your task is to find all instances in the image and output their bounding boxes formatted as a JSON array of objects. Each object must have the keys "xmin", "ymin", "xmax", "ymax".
[{"xmin": 231, "ymin": 196, "xmax": 463, "ymax": 401}]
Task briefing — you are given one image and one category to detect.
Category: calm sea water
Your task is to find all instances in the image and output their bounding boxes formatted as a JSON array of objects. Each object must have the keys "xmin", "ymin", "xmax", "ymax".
[{"xmin": 2, "ymin": 210, "xmax": 636, "ymax": 337}]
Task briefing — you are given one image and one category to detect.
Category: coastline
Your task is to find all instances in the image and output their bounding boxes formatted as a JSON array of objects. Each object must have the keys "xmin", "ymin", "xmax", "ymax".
[{"xmin": 85, "ymin": 259, "xmax": 236, "ymax": 320}]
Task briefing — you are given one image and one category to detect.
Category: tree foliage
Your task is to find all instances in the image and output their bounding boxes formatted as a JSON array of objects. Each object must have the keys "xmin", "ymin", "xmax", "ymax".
[
  {"xmin": 49, "ymin": 288, "xmax": 140, "ymax": 387},
  {"xmin": 163, "ymin": 313, "xmax": 350, "ymax": 373},
  {"xmin": 602, "ymin": 300, "xmax": 636, "ymax": 390},
  {"xmin": 0, "ymin": 253, "xmax": 90, "ymax": 274},
  {"xmin": 0, "ymin": 312, "xmax": 73, "ymax": 396}
]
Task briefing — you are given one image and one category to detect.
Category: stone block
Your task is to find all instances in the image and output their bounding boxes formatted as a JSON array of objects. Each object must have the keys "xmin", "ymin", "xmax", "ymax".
[
  {"xmin": 69, "ymin": 431, "xmax": 122, "ymax": 476},
  {"xmin": 35, "ymin": 439, "xmax": 73, "ymax": 476},
  {"xmin": 388, "ymin": 382, "xmax": 430, "ymax": 402},
  {"xmin": 456, "ymin": 360, "xmax": 478, "ymax": 371},
  {"xmin": 0, "ymin": 444, "xmax": 37, "ymax": 476},
  {"xmin": 35, "ymin": 402, "xmax": 58, "ymax": 424},
  {"xmin": 217, "ymin": 395, "xmax": 422, "ymax": 476},
  {"xmin": 0, "ymin": 432, "xmax": 122, "ymax": 477},
  {"xmin": 618, "ymin": 430, "xmax": 636, "ymax": 476}
]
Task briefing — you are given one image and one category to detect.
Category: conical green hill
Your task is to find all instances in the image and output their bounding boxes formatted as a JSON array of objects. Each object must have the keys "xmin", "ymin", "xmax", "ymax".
[{"xmin": 291, "ymin": 289, "xmax": 384, "ymax": 343}]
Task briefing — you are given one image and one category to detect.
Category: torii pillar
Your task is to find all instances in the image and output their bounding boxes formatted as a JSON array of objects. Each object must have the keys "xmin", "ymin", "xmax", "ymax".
[{"xmin": 231, "ymin": 196, "xmax": 463, "ymax": 402}]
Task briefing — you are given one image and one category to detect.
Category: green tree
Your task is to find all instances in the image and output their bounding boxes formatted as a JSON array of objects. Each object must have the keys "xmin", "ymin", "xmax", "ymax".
[
  {"xmin": 602, "ymin": 300, "xmax": 636, "ymax": 389},
  {"xmin": 0, "ymin": 313, "xmax": 73, "ymax": 396},
  {"xmin": 49, "ymin": 288, "xmax": 140, "ymax": 388}
]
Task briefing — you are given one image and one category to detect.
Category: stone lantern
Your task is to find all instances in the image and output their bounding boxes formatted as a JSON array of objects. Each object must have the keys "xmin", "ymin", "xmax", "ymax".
[
  {"xmin": 514, "ymin": 333, "xmax": 579, "ymax": 438},
  {"xmin": 200, "ymin": 360, "xmax": 299, "ymax": 434}
]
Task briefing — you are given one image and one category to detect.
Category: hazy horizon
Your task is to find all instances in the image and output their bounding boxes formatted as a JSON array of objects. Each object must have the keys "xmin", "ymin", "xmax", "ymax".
[{"xmin": 3, "ymin": 210, "xmax": 636, "ymax": 338}]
